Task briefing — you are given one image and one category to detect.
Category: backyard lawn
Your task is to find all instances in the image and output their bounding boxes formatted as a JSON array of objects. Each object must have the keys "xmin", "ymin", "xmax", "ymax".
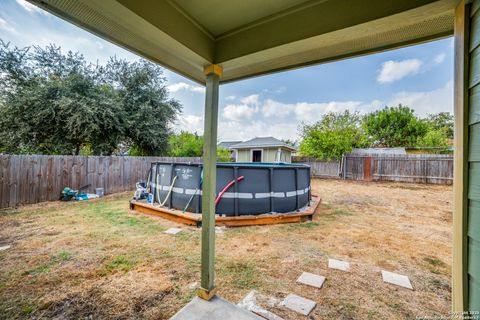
[{"xmin": 0, "ymin": 179, "xmax": 452, "ymax": 319}]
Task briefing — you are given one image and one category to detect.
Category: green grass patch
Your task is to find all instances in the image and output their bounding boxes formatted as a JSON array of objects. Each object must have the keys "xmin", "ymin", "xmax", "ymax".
[
  {"xmin": 285, "ymin": 221, "xmax": 320, "ymax": 230},
  {"xmin": 174, "ymin": 231, "xmax": 200, "ymax": 242},
  {"xmin": 173, "ymin": 284, "xmax": 197, "ymax": 305},
  {"xmin": 22, "ymin": 249, "xmax": 76, "ymax": 276},
  {"xmin": 104, "ymin": 255, "xmax": 137, "ymax": 273},
  {"xmin": 332, "ymin": 209, "xmax": 352, "ymax": 216},
  {"xmin": 321, "ymin": 208, "xmax": 353, "ymax": 222},
  {"xmin": 22, "ymin": 304, "xmax": 35, "ymax": 316},
  {"xmin": 219, "ymin": 261, "xmax": 259, "ymax": 289},
  {"xmin": 367, "ymin": 310, "xmax": 379, "ymax": 320},
  {"xmin": 78, "ymin": 202, "xmax": 167, "ymax": 234},
  {"xmin": 422, "ymin": 256, "xmax": 448, "ymax": 275},
  {"xmin": 57, "ymin": 250, "xmax": 73, "ymax": 261},
  {"xmin": 22, "ymin": 262, "xmax": 54, "ymax": 276},
  {"xmin": 423, "ymin": 256, "xmax": 446, "ymax": 267}
]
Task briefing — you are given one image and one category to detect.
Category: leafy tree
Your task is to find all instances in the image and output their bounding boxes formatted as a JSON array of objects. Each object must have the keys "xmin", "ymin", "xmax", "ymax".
[
  {"xmin": 167, "ymin": 131, "xmax": 233, "ymax": 161},
  {"xmin": 299, "ymin": 110, "xmax": 369, "ymax": 160},
  {"xmin": 168, "ymin": 131, "xmax": 204, "ymax": 157},
  {"xmin": 216, "ymin": 147, "xmax": 233, "ymax": 162},
  {"xmin": 425, "ymin": 112, "xmax": 453, "ymax": 139},
  {"xmin": 363, "ymin": 105, "xmax": 428, "ymax": 147},
  {"xmin": 416, "ymin": 128, "xmax": 449, "ymax": 148},
  {"xmin": 105, "ymin": 58, "xmax": 180, "ymax": 155},
  {"xmin": 281, "ymin": 139, "xmax": 296, "ymax": 147},
  {"xmin": 0, "ymin": 41, "xmax": 180, "ymax": 155}
]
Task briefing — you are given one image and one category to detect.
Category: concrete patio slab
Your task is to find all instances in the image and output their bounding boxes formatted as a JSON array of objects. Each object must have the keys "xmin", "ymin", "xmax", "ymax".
[
  {"xmin": 170, "ymin": 296, "xmax": 262, "ymax": 320},
  {"xmin": 296, "ymin": 272, "xmax": 326, "ymax": 288},
  {"xmin": 328, "ymin": 258, "xmax": 350, "ymax": 271},
  {"xmin": 165, "ymin": 228, "xmax": 182, "ymax": 235},
  {"xmin": 281, "ymin": 294, "xmax": 316, "ymax": 316},
  {"xmin": 381, "ymin": 270, "xmax": 413, "ymax": 290}
]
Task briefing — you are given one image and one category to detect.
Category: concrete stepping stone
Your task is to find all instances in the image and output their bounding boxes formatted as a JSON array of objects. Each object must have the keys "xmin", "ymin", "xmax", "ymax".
[
  {"xmin": 281, "ymin": 294, "xmax": 316, "ymax": 316},
  {"xmin": 165, "ymin": 227, "xmax": 182, "ymax": 235},
  {"xmin": 381, "ymin": 270, "xmax": 413, "ymax": 290},
  {"xmin": 215, "ymin": 226, "xmax": 226, "ymax": 234},
  {"xmin": 188, "ymin": 281, "xmax": 199, "ymax": 290},
  {"xmin": 0, "ymin": 245, "xmax": 11, "ymax": 251},
  {"xmin": 328, "ymin": 258, "xmax": 350, "ymax": 271},
  {"xmin": 296, "ymin": 271, "xmax": 326, "ymax": 288},
  {"xmin": 238, "ymin": 290, "xmax": 284, "ymax": 320}
]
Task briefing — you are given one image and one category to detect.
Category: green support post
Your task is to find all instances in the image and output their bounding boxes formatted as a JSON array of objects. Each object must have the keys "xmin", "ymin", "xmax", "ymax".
[{"xmin": 197, "ymin": 64, "xmax": 222, "ymax": 301}]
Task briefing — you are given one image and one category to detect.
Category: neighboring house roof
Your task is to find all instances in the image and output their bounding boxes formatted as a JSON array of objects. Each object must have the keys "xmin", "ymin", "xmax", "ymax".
[
  {"xmin": 230, "ymin": 137, "xmax": 296, "ymax": 151},
  {"xmin": 218, "ymin": 141, "xmax": 242, "ymax": 149},
  {"xmin": 350, "ymin": 147, "xmax": 406, "ymax": 155}
]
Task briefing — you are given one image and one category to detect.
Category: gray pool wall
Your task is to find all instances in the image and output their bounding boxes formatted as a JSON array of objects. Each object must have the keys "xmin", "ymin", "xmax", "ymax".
[{"xmin": 150, "ymin": 162, "xmax": 311, "ymax": 216}]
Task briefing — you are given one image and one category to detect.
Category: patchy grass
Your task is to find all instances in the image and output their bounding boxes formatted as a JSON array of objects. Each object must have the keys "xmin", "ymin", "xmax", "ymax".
[
  {"xmin": 104, "ymin": 255, "xmax": 137, "ymax": 273},
  {"xmin": 219, "ymin": 260, "xmax": 260, "ymax": 289},
  {"xmin": 0, "ymin": 181, "xmax": 453, "ymax": 319},
  {"xmin": 283, "ymin": 221, "xmax": 320, "ymax": 230},
  {"xmin": 58, "ymin": 250, "xmax": 73, "ymax": 261}
]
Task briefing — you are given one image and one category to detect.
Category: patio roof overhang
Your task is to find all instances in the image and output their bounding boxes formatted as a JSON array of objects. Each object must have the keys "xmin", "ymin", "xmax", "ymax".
[
  {"xmin": 27, "ymin": 0, "xmax": 473, "ymax": 313},
  {"xmin": 28, "ymin": 0, "xmax": 457, "ymax": 84}
]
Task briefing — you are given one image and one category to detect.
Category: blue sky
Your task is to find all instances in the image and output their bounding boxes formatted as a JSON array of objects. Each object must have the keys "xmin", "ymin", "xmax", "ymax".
[{"xmin": 0, "ymin": 0, "xmax": 453, "ymax": 142}]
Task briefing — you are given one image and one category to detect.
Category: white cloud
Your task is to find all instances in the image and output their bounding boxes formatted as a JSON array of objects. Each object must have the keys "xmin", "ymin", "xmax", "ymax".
[
  {"xmin": 223, "ymin": 104, "xmax": 256, "ymax": 121},
  {"xmin": 0, "ymin": 18, "xmax": 17, "ymax": 34},
  {"xmin": 377, "ymin": 59, "xmax": 423, "ymax": 84},
  {"xmin": 221, "ymin": 94, "xmax": 261, "ymax": 121},
  {"xmin": 225, "ymin": 95, "xmax": 237, "ymax": 101},
  {"xmin": 294, "ymin": 101, "xmax": 365, "ymax": 121},
  {"xmin": 176, "ymin": 80, "xmax": 452, "ymax": 142},
  {"xmin": 262, "ymin": 99, "xmax": 294, "ymax": 117},
  {"xmin": 433, "ymin": 53, "xmax": 446, "ymax": 64},
  {"xmin": 240, "ymin": 94, "xmax": 260, "ymax": 108},
  {"xmin": 262, "ymin": 99, "xmax": 370, "ymax": 121},
  {"xmin": 218, "ymin": 120, "xmax": 299, "ymax": 141},
  {"xmin": 167, "ymin": 82, "xmax": 205, "ymax": 94},
  {"xmin": 15, "ymin": 0, "xmax": 46, "ymax": 14},
  {"xmin": 176, "ymin": 114, "xmax": 204, "ymax": 133},
  {"xmin": 386, "ymin": 80, "xmax": 453, "ymax": 116}
]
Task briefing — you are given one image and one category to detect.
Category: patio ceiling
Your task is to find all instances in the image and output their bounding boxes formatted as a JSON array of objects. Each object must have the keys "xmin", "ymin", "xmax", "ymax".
[{"xmin": 29, "ymin": 0, "xmax": 458, "ymax": 83}]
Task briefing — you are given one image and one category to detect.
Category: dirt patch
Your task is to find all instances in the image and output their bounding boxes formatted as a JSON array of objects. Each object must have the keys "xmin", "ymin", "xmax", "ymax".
[
  {"xmin": 0, "ymin": 181, "xmax": 452, "ymax": 319},
  {"xmin": 40, "ymin": 270, "xmax": 173, "ymax": 319}
]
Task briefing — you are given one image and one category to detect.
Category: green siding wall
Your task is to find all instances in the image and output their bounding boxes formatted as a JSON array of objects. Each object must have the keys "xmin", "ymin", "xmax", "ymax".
[
  {"xmin": 236, "ymin": 149, "xmax": 249, "ymax": 162},
  {"xmin": 469, "ymin": 2, "xmax": 480, "ymax": 310}
]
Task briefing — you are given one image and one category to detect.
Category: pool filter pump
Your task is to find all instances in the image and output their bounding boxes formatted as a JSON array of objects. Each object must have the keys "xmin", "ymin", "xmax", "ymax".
[{"xmin": 133, "ymin": 181, "xmax": 148, "ymax": 200}]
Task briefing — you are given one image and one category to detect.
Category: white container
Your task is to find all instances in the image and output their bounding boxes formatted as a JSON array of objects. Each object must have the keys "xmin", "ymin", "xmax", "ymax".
[{"xmin": 95, "ymin": 188, "xmax": 104, "ymax": 197}]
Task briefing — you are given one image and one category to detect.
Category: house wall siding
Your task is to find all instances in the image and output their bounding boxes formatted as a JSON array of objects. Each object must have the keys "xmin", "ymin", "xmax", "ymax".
[
  {"xmin": 468, "ymin": 0, "xmax": 480, "ymax": 309},
  {"xmin": 233, "ymin": 148, "xmax": 292, "ymax": 162}
]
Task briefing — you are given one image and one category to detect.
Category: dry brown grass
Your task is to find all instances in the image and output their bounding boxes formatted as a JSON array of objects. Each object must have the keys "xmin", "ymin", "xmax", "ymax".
[{"xmin": 0, "ymin": 179, "xmax": 452, "ymax": 319}]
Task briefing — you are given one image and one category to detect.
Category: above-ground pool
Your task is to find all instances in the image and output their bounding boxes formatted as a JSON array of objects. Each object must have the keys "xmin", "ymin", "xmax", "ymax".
[{"xmin": 147, "ymin": 162, "xmax": 311, "ymax": 216}]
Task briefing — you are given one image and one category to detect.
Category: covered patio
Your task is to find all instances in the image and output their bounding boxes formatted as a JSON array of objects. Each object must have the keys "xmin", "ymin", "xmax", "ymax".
[{"xmin": 28, "ymin": 0, "xmax": 477, "ymax": 316}]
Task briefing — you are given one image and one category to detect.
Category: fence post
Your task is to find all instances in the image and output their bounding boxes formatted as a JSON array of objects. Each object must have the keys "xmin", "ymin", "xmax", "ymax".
[
  {"xmin": 424, "ymin": 157, "xmax": 428, "ymax": 184},
  {"xmin": 363, "ymin": 156, "xmax": 373, "ymax": 182}
]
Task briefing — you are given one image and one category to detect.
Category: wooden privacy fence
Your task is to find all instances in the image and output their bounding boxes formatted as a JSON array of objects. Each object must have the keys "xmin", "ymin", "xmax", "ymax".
[
  {"xmin": 0, "ymin": 155, "xmax": 201, "ymax": 209},
  {"xmin": 294, "ymin": 154, "xmax": 453, "ymax": 185},
  {"xmin": 342, "ymin": 154, "xmax": 454, "ymax": 184},
  {"xmin": 292, "ymin": 157, "xmax": 340, "ymax": 178}
]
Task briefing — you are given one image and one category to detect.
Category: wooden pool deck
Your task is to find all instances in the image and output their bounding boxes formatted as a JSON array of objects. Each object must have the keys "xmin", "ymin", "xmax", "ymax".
[{"xmin": 130, "ymin": 195, "xmax": 320, "ymax": 227}]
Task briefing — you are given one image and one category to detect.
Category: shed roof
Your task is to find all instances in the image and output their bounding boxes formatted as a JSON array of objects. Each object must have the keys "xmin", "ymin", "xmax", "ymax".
[
  {"xmin": 230, "ymin": 137, "xmax": 296, "ymax": 151},
  {"xmin": 218, "ymin": 141, "xmax": 242, "ymax": 149},
  {"xmin": 28, "ymin": 0, "xmax": 456, "ymax": 84}
]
